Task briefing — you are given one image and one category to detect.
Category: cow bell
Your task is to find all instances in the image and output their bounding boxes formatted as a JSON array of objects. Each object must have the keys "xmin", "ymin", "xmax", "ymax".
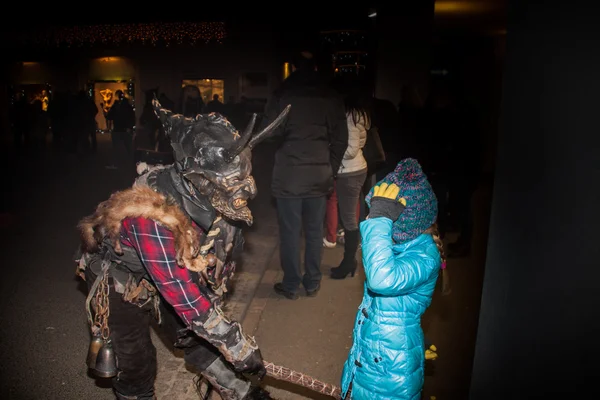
[
  {"xmin": 86, "ymin": 335, "xmax": 104, "ymax": 370},
  {"xmin": 93, "ymin": 340, "xmax": 118, "ymax": 378}
]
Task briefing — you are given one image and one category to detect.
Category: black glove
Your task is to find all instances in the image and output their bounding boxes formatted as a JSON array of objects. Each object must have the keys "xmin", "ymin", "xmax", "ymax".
[
  {"xmin": 192, "ymin": 308, "xmax": 266, "ymax": 380},
  {"xmin": 369, "ymin": 197, "xmax": 406, "ymax": 221},
  {"xmin": 234, "ymin": 347, "xmax": 266, "ymax": 380}
]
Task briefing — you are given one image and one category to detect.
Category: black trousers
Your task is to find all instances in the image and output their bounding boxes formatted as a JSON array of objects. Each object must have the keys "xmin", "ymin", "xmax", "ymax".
[
  {"xmin": 85, "ymin": 268, "xmax": 220, "ymax": 398},
  {"xmin": 275, "ymin": 196, "xmax": 326, "ymax": 293}
]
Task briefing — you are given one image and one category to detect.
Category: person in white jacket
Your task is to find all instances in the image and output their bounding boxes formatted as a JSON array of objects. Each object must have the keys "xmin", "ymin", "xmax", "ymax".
[{"xmin": 327, "ymin": 86, "xmax": 370, "ymax": 279}]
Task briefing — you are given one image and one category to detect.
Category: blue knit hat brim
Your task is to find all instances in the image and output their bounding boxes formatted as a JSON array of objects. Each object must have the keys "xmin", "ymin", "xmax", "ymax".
[{"xmin": 366, "ymin": 158, "xmax": 438, "ymax": 243}]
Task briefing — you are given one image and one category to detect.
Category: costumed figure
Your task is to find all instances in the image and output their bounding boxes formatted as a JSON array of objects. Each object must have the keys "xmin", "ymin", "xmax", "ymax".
[
  {"xmin": 340, "ymin": 158, "xmax": 445, "ymax": 400},
  {"xmin": 75, "ymin": 98, "xmax": 291, "ymax": 400}
]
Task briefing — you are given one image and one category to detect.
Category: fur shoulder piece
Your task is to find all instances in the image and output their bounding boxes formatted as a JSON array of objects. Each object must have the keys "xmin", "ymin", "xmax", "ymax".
[{"xmin": 78, "ymin": 185, "xmax": 208, "ymax": 272}]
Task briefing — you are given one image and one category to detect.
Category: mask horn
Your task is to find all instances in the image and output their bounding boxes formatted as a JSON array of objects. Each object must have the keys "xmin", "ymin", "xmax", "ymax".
[
  {"xmin": 224, "ymin": 113, "xmax": 257, "ymax": 162},
  {"xmin": 152, "ymin": 98, "xmax": 195, "ymax": 143},
  {"xmin": 247, "ymin": 104, "xmax": 291, "ymax": 150}
]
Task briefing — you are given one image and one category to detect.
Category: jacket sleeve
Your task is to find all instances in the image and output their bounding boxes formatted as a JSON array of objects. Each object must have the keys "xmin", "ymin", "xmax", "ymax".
[
  {"xmin": 360, "ymin": 218, "xmax": 436, "ymax": 296},
  {"xmin": 120, "ymin": 217, "xmax": 213, "ymax": 326},
  {"xmin": 327, "ymin": 96, "xmax": 349, "ymax": 176},
  {"xmin": 343, "ymin": 116, "xmax": 366, "ymax": 160}
]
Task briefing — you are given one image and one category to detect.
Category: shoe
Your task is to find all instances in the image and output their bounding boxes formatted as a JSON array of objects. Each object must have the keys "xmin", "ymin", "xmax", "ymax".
[
  {"xmin": 337, "ymin": 229, "xmax": 345, "ymax": 245},
  {"xmin": 323, "ymin": 237, "xmax": 337, "ymax": 248},
  {"xmin": 305, "ymin": 283, "xmax": 320, "ymax": 297},
  {"xmin": 273, "ymin": 283, "xmax": 299, "ymax": 300},
  {"xmin": 330, "ymin": 229, "xmax": 360, "ymax": 280},
  {"xmin": 330, "ymin": 260, "xmax": 357, "ymax": 279}
]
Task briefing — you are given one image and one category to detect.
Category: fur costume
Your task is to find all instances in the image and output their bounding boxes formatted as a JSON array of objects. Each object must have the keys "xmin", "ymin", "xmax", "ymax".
[{"xmin": 78, "ymin": 184, "xmax": 209, "ymax": 273}]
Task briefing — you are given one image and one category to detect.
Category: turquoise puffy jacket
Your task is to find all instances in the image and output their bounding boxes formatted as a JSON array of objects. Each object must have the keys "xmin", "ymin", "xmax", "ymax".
[{"xmin": 341, "ymin": 218, "xmax": 441, "ymax": 400}]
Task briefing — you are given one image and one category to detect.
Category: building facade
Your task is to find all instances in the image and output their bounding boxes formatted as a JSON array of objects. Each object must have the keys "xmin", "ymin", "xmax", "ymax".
[{"xmin": 2, "ymin": 21, "xmax": 281, "ymax": 140}]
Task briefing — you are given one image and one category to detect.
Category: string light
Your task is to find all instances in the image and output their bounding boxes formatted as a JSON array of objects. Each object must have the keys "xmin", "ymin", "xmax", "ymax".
[
  {"xmin": 321, "ymin": 30, "xmax": 370, "ymax": 74},
  {"xmin": 321, "ymin": 30, "xmax": 367, "ymax": 49},
  {"xmin": 8, "ymin": 22, "xmax": 227, "ymax": 48}
]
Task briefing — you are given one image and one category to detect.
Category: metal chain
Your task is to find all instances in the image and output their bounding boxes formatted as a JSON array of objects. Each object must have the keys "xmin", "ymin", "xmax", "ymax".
[{"xmin": 93, "ymin": 270, "xmax": 111, "ymax": 340}]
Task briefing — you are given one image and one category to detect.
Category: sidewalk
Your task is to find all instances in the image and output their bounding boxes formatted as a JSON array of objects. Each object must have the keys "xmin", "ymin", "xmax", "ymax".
[
  {"xmin": 243, "ymin": 184, "xmax": 493, "ymax": 400},
  {"xmin": 243, "ymin": 244, "xmax": 362, "ymax": 400}
]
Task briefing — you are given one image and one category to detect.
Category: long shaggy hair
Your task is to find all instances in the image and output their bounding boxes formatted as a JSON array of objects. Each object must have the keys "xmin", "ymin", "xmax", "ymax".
[{"xmin": 78, "ymin": 185, "xmax": 207, "ymax": 272}]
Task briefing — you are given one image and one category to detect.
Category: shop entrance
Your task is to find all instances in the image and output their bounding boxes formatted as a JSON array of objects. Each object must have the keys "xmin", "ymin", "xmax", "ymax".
[
  {"xmin": 86, "ymin": 80, "xmax": 134, "ymax": 133},
  {"xmin": 9, "ymin": 83, "xmax": 51, "ymax": 110}
]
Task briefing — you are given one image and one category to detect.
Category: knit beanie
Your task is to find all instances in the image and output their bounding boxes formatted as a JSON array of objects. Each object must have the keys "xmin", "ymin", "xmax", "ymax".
[{"xmin": 365, "ymin": 158, "xmax": 438, "ymax": 244}]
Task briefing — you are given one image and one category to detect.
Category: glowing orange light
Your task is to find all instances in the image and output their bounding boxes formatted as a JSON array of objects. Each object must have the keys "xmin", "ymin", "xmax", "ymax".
[
  {"xmin": 283, "ymin": 62, "xmax": 291, "ymax": 80},
  {"xmin": 434, "ymin": 1, "xmax": 490, "ymax": 14}
]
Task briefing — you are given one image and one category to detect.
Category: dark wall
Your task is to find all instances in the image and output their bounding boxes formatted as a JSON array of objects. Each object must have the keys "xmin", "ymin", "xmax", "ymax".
[{"xmin": 469, "ymin": 1, "xmax": 600, "ymax": 398}]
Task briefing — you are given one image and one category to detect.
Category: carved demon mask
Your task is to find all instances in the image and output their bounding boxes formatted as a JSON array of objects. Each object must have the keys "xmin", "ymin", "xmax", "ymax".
[{"xmin": 152, "ymin": 98, "xmax": 290, "ymax": 225}]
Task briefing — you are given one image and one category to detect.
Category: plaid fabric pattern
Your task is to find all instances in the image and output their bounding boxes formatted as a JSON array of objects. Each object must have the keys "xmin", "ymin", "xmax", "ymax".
[{"xmin": 120, "ymin": 217, "xmax": 212, "ymax": 326}]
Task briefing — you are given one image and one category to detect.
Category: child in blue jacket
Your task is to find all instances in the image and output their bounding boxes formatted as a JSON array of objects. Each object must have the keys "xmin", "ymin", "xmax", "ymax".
[{"xmin": 340, "ymin": 158, "xmax": 445, "ymax": 400}]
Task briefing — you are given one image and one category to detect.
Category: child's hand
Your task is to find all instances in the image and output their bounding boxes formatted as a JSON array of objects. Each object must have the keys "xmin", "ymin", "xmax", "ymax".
[{"xmin": 368, "ymin": 183, "xmax": 407, "ymax": 221}]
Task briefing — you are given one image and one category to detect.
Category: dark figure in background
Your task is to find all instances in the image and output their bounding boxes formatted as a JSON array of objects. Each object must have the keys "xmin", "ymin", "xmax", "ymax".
[
  {"xmin": 180, "ymin": 85, "xmax": 204, "ymax": 118},
  {"xmin": 106, "ymin": 90, "xmax": 136, "ymax": 168},
  {"xmin": 29, "ymin": 99, "xmax": 48, "ymax": 153},
  {"xmin": 75, "ymin": 90, "xmax": 99, "ymax": 153},
  {"xmin": 446, "ymin": 102, "xmax": 481, "ymax": 257},
  {"xmin": 139, "ymin": 88, "xmax": 164, "ymax": 151},
  {"xmin": 11, "ymin": 92, "xmax": 31, "ymax": 153},
  {"xmin": 260, "ymin": 50, "xmax": 348, "ymax": 300},
  {"xmin": 396, "ymin": 84, "xmax": 422, "ymax": 161},
  {"xmin": 206, "ymin": 94, "xmax": 226, "ymax": 115},
  {"xmin": 47, "ymin": 91, "xmax": 70, "ymax": 150},
  {"xmin": 227, "ymin": 96, "xmax": 250, "ymax": 129},
  {"xmin": 416, "ymin": 83, "xmax": 457, "ymax": 239},
  {"xmin": 370, "ymin": 96, "xmax": 400, "ymax": 182}
]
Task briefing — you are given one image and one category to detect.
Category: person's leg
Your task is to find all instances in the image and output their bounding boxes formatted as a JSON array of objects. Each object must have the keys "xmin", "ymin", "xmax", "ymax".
[
  {"xmin": 331, "ymin": 172, "xmax": 366, "ymax": 279},
  {"xmin": 301, "ymin": 196, "xmax": 327, "ymax": 293},
  {"xmin": 356, "ymin": 195, "xmax": 361, "ymax": 224},
  {"xmin": 107, "ymin": 131, "xmax": 121, "ymax": 168},
  {"xmin": 324, "ymin": 182, "xmax": 338, "ymax": 246},
  {"xmin": 13, "ymin": 126, "xmax": 23, "ymax": 153},
  {"xmin": 90, "ymin": 127, "xmax": 97, "ymax": 153},
  {"xmin": 360, "ymin": 172, "xmax": 375, "ymax": 222},
  {"xmin": 85, "ymin": 269, "xmax": 156, "ymax": 400},
  {"xmin": 275, "ymin": 197, "xmax": 303, "ymax": 296},
  {"xmin": 123, "ymin": 130, "xmax": 133, "ymax": 155}
]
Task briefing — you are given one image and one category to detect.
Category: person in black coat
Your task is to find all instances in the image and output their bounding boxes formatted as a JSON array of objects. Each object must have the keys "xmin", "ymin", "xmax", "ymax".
[{"xmin": 260, "ymin": 50, "xmax": 349, "ymax": 299}]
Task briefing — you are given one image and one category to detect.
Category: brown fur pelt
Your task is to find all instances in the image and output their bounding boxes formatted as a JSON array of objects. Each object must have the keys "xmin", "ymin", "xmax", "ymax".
[{"xmin": 78, "ymin": 185, "xmax": 208, "ymax": 272}]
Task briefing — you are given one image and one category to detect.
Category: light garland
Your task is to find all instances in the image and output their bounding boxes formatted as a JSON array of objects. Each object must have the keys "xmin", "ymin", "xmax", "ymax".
[{"xmin": 8, "ymin": 22, "xmax": 226, "ymax": 48}]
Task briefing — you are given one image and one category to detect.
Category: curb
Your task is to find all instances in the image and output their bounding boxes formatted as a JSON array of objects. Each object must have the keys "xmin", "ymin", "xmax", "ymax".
[{"xmin": 236, "ymin": 240, "xmax": 280, "ymax": 325}]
